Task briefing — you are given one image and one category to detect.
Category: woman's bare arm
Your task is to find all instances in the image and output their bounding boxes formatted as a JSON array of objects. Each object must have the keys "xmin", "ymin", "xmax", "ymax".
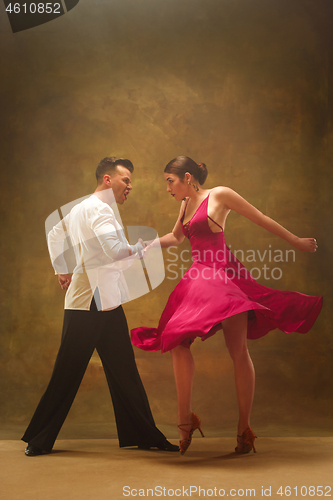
[
  {"xmin": 146, "ymin": 200, "xmax": 186, "ymax": 249},
  {"xmin": 214, "ymin": 187, "xmax": 317, "ymax": 252}
]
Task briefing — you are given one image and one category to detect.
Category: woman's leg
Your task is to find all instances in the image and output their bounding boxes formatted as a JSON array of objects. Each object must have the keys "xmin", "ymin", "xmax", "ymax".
[
  {"xmin": 222, "ymin": 311, "xmax": 255, "ymax": 436},
  {"xmin": 170, "ymin": 344, "xmax": 195, "ymax": 440}
]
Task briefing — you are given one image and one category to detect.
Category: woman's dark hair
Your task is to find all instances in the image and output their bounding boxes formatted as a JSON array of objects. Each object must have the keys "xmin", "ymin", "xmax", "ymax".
[
  {"xmin": 164, "ymin": 156, "xmax": 208, "ymax": 185},
  {"xmin": 96, "ymin": 157, "xmax": 134, "ymax": 184}
]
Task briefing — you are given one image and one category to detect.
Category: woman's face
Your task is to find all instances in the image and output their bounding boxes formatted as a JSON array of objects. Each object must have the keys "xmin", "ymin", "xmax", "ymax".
[{"xmin": 164, "ymin": 172, "xmax": 188, "ymax": 201}]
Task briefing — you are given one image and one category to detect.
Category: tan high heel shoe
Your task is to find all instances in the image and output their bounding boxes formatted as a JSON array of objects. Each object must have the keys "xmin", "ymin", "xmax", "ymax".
[
  {"xmin": 178, "ymin": 413, "xmax": 205, "ymax": 455},
  {"xmin": 235, "ymin": 427, "xmax": 257, "ymax": 454}
]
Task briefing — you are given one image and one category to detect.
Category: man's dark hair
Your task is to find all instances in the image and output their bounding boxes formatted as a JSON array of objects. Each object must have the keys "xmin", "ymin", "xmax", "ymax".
[{"xmin": 96, "ymin": 157, "xmax": 134, "ymax": 184}]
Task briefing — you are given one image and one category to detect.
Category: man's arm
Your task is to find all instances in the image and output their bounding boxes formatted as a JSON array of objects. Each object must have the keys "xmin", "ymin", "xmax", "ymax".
[
  {"xmin": 47, "ymin": 214, "xmax": 72, "ymax": 275},
  {"xmin": 89, "ymin": 205, "xmax": 143, "ymax": 262}
]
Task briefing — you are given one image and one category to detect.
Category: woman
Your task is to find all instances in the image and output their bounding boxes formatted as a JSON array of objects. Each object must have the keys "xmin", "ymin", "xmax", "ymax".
[{"xmin": 131, "ymin": 156, "xmax": 322, "ymax": 455}]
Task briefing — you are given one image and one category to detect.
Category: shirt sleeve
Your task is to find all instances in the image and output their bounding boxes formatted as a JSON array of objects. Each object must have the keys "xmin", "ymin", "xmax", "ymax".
[
  {"xmin": 47, "ymin": 214, "xmax": 71, "ymax": 274},
  {"xmin": 88, "ymin": 204, "xmax": 143, "ymax": 262}
]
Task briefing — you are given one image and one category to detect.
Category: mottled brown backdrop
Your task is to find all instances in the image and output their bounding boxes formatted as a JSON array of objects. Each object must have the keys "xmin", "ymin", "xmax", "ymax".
[{"xmin": 0, "ymin": 0, "xmax": 332, "ymax": 440}]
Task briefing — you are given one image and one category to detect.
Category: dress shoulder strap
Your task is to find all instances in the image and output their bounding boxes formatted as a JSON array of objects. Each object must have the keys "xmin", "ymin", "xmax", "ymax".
[{"xmin": 207, "ymin": 215, "xmax": 223, "ymax": 231}]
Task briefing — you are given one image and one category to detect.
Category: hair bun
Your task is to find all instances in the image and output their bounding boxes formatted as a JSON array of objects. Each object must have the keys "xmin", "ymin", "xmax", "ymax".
[
  {"xmin": 197, "ymin": 163, "xmax": 208, "ymax": 185},
  {"xmin": 164, "ymin": 156, "xmax": 208, "ymax": 185}
]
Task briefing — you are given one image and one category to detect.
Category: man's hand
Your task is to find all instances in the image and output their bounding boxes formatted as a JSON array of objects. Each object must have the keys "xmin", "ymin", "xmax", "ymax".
[{"xmin": 58, "ymin": 274, "xmax": 72, "ymax": 290}]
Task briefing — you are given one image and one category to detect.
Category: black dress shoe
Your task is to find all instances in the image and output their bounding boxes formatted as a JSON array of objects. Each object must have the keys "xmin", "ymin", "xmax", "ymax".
[
  {"xmin": 25, "ymin": 444, "xmax": 50, "ymax": 456},
  {"xmin": 157, "ymin": 440, "xmax": 180, "ymax": 452},
  {"xmin": 138, "ymin": 440, "xmax": 179, "ymax": 452}
]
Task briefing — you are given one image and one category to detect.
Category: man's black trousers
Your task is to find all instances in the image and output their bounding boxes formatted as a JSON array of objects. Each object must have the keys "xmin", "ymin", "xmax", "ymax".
[{"xmin": 22, "ymin": 303, "xmax": 166, "ymax": 451}]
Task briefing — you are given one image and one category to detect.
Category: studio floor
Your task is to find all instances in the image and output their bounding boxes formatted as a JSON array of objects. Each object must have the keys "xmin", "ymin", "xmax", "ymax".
[{"xmin": 1, "ymin": 437, "xmax": 332, "ymax": 500}]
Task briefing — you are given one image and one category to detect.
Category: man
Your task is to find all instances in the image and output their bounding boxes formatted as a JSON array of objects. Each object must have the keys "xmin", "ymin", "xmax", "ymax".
[{"xmin": 22, "ymin": 157, "xmax": 178, "ymax": 455}]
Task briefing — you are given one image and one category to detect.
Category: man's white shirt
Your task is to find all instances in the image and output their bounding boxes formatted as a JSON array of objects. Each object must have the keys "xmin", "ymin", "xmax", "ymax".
[{"xmin": 47, "ymin": 193, "xmax": 141, "ymax": 311}]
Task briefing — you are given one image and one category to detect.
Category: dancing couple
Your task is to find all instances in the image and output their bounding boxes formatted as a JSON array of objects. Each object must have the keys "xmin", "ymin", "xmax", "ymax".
[{"xmin": 23, "ymin": 155, "xmax": 322, "ymax": 457}]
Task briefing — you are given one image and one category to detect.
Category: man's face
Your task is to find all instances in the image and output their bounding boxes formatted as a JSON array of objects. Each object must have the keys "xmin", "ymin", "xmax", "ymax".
[{"xmin": 110, "ymin": 166, "xmax": 133, "ymax": 204}]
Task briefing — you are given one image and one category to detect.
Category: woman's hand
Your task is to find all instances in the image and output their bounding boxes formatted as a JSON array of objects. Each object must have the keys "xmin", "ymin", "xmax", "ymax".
[
  {"xmin": 142, "ymin": 238, "xmax": 154, "ymax": 248},
  {"xmin": 293, "ymin": 237, "xmax": 318, "ymax": 252},
  {"xmin": 142, "ymin": 238, "xmax": 159, "ymax": 254}
]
